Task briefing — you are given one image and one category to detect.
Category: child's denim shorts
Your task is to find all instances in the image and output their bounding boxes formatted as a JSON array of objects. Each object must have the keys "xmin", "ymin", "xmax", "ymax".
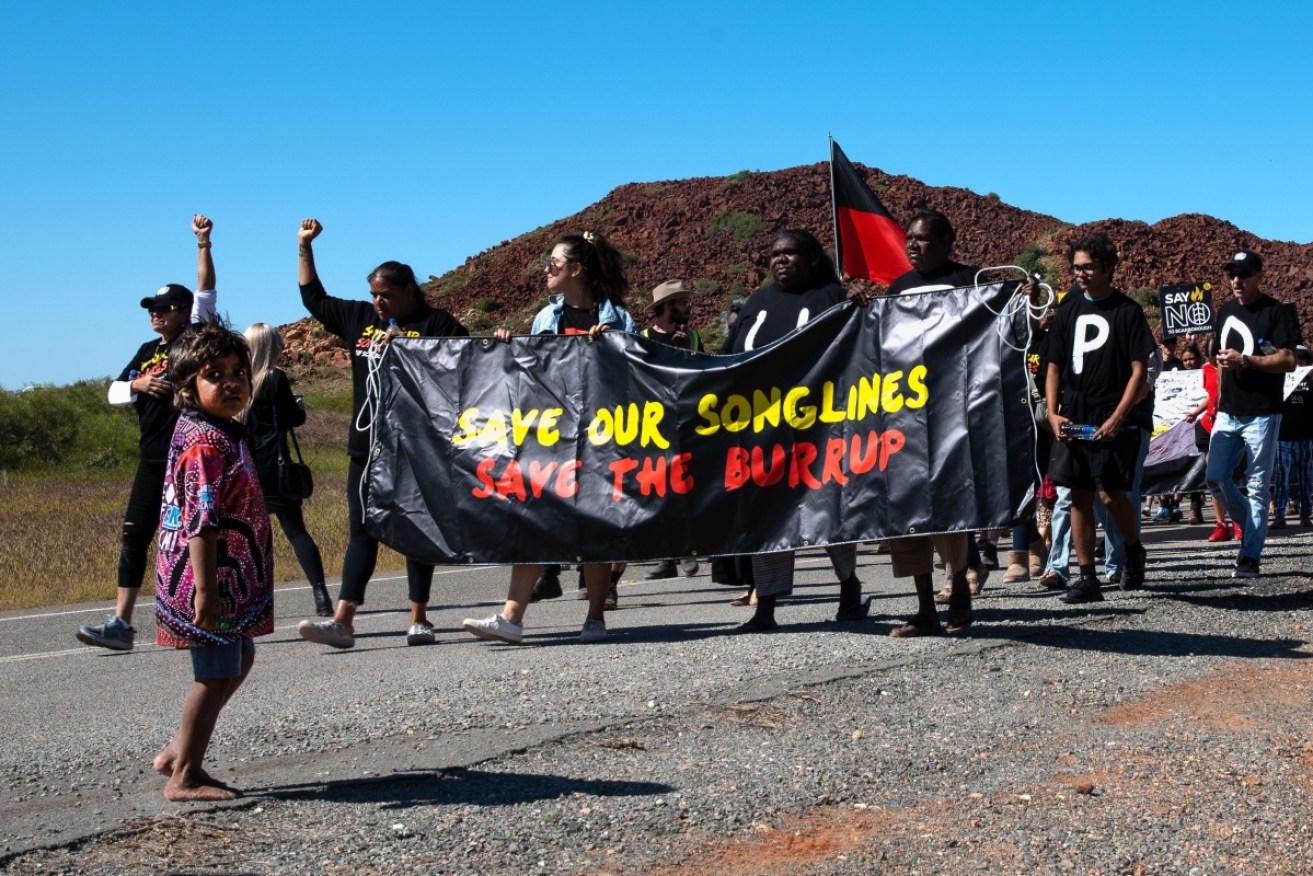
[{"xmin": 191, "ymin": 638, "xmax": 255, "ymax": 679}]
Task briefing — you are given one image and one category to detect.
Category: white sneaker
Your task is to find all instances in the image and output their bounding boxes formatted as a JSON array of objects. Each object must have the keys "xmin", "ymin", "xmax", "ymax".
[
  {"xmin": 298, "ymin": 618, "xmax": 355, "ymax": 649},
  {"xmin": 406, "ymin": 622, "xmax": 436, "ymax": 646},
  {"xmin": 579, "ymin": 617, "xmax": 609, "ymax": 642},
  {"xmin": 462, "ymin": 613, "xmax": 523, "ymax": 644}
]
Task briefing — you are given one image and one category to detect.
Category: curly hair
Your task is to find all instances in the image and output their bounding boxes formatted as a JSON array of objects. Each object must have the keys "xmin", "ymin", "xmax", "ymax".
[
  {"xmin": 171, "ymin": 320, "xmax": 252, "ymax": 413},
  {"xmin": 556, "ymin": 232, "xmax": 630, "ymax": 306},
  {"xmin": 1067, "ymin": 232, "xmax": 1119, "ymax": 269}
]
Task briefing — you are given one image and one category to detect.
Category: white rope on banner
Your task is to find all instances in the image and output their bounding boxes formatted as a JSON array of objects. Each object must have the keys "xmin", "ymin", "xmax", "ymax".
[
  {"xmin": 356, "ymin": 334, "xmax": 392, "ymax": 509},
  {"xmin": 973, "ymin": 264, "xmax": 1056, "ymax": 505}
]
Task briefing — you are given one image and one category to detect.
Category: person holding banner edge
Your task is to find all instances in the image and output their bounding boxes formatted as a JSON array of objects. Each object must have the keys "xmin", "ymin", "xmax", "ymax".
[
  {"xmin": 847, "ymin": 209, "xmax": 1014, "ymax": 634},
  {"xmin": 293, "ymin": 219, "xmax": 469, "ymax": 649},
  {"xmin": 462, "ymin": 231, "xmax": 637, "ymax": 645}
]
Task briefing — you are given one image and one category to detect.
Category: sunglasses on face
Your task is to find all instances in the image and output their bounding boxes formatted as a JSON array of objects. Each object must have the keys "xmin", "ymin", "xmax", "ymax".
[{"xmin": 149, "ymin": 305, "xmax": 180, "ymax": 314}]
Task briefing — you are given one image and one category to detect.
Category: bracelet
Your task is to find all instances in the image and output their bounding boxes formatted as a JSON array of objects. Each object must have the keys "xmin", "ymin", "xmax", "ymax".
[
  {"xmin": 298, "ymin": 245, "xmax": 310, "ymax": 257},
  {"xmin": 197, "ymin": 241, "xmax": 211, "ymax": 249},
  {"xmin": 1241, "ymin": 354, "xmax": 1249, "ymax": 368}
]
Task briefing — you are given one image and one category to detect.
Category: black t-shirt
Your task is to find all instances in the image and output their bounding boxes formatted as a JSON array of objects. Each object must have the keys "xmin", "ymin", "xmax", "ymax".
[
  {"xmin": 1280, "ymin": 377, "xmax": 1313, "ymax": 441},
  {"xmin": 1045, "ymin": 289, "xmax": 1156, "ymax": 421},
  {"xmin": 301, "ymin": 277, "xmax": 468, "ymax": 458},
  {"xmin": 887, "ymin": 261, "xmax": 977, "ymax": 296},
  {"xmin": 1216, "ymin": 294, "xmax": 1301, "ymax": 417},
  {"xmin": 559, "ymin": 303, "xmax": 599, "ymax": 336},
  {"xmin": 119, "ymin": 336, "xmax": 186, "ymax": 463},
  {"xmin": 725, "ymin": 282, "xmax": 846, "ymax": 353}
]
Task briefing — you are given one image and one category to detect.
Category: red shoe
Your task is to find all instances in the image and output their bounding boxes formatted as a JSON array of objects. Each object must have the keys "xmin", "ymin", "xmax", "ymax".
[
  {"xmin": 1207, "ymin": 523, "xmax": 1232, "ymax": 542},
  {"xmin": 1233, "ymin": 522, "xmax": 1244, "ymax": 540}
]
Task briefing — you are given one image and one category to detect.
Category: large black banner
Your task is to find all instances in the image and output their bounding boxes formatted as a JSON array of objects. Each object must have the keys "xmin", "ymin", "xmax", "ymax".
[{"xmin": 365, "ymin": 283, "xmax": 1036, "ymax": 565}]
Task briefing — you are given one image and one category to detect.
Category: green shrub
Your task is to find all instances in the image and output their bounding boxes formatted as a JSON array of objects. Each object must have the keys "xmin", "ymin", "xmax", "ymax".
[
  {"xmin": 433, "ymin": 271, "xmax": 470, "ymax": 296},
  {"xmin": 724, "ymin": 170, "xmax": 753, "ymax": 183},
  {"xmin": 725, "ymin": 261, "xmax": 750, "ymax": 277},
  {"xmin": 694, "ymin": 279, "xmax": 719, "ymax": 296},
  {"xmin": 1015, "ymin": 242, "xmax": 1047, "ymax": 275},
  {"xmin": 473, "ymin": 297, "xmax": 501, "ymax": 314},
  {"xmin": 705, "ymin": 210, "xmax": 767, "ymax": 241},
  {"xmin": 0, "ymin": 385, "xmax": 94, "ymax": 469},
  {"xmin": 1136, "ymin": 287, "xmax": 1159, "ymax": 308}
]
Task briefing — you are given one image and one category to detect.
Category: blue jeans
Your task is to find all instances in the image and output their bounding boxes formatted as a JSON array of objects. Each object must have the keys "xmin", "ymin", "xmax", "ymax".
[
  {"xmin": 1273, "ymin": 439, "xmax": 1313, "ymax": 517},
  {"xmin": 1206, "ymin": 412, "xmax": 1281, "ymax": 561},
  {"xmin": 1095, "ymin": 427, "xmax": 1149, "ymax": 577},
  {"xmin": 1044, "ymin": 486, "xmax": 1073, "ymax": 582}
]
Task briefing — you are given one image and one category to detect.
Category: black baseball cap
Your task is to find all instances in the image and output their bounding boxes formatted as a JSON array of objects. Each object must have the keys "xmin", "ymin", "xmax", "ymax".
[
  {"xmin": 1223, "ymin": 250, "xmax": 1263, "ymax": 278},
  {"xmin": 140, "ymin": 284, "xmax": 194, "ymax": 311}
]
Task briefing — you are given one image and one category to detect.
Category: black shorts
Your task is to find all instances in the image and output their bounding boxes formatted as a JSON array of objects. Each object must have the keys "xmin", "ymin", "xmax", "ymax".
[{"xmin": 1048, "ymin": 428, "xmax": 1140, "ymax": 492}]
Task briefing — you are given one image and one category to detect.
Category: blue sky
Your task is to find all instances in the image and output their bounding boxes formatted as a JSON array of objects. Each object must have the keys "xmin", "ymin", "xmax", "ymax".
[{"xmin": 3, "ymin": 0, "xmax": 1310, "ymax": 389}]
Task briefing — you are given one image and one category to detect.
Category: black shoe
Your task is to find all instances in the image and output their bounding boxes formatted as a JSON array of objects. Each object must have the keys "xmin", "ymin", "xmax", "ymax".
[
  {"xmin": 1121, "ymin": 543, "xmax": 1146, "ymax": 591},
  {"xmin": 311, "ymin": 582, "xmax": 333, "ymax": 617},
  {"xmin": 645, "ymin": 560, "xmax": 678, "ymax": 580},
  {"xmin": 978, "ymin": 538, "xmax": 999, "ymax": 568},
  {"xmin": 530, "ymin": 571, "xmax": 563, "ymax": 602},
  {"xmin": 835, "ymin": 596, "xmax": 872, "ymax": 622},
  {"xmin": 604, "ymin": 583, "xmax": 619, "ymax": 611},
  {"xmin": 1060, "ymin": 575, "xmax": 1104, "ymax": 604}
]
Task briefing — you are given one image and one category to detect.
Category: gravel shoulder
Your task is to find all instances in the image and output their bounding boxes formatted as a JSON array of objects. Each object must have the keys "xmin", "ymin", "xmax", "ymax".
[{"xmin": 2, "ymin": 523, "xmax": 1311, "ymax": 875}]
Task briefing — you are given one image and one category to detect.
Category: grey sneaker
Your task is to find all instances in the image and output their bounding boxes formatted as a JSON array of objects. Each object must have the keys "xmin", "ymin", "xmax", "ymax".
[
  {"xmin": 678, "ymin": 558, "xmax": 700, "ymax": 577},
  {"xmin": 405, "ymin": 622, "xmax": 436, "ymax": 646},
  {"xmin": 1233, "ymin": 556, "xmax": 1261, "ymax": 579},
  {"xmin": 76, "ymin": 615, "xmax": 135, "ymax": 651},
  {"xmin": 298, "ymin": 618, "xmax": 355, "ymax": 649},
  {"xmin": 579, "ymin": 617, "xmax": 609, "ymax": 642},
  {"xmin": 462, "ymin": 613, "xmax": 523, "ymax": 644}
]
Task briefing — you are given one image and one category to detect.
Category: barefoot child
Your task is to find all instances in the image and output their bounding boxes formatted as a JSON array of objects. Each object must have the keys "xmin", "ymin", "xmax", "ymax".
[{"xmin": 152, "ymin": 321, "xmax": 274, "ymax": 801}]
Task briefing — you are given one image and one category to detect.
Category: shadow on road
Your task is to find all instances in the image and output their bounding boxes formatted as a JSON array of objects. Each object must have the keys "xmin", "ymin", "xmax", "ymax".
[{"xmin": 256, "ymin": 765, "xmax": 673, "ymax": 809}]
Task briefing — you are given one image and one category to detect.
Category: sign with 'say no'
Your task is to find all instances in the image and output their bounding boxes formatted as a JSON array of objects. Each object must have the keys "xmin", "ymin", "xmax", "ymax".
[{"xmin": 1158, "ymin": 282, "xmax": 1214, "ymax": 337}]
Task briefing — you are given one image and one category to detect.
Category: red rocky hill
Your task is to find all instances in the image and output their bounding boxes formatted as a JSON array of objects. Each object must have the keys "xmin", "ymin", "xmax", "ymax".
[{"xmin": 282, "ymin": 162, "xmax": 1313, "ymax": 365}]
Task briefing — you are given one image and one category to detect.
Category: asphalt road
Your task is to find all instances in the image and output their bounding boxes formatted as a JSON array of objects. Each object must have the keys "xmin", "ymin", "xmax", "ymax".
[{"xmin": 2, "ymin": 522, "xmax": 1310, "ymax": 873}]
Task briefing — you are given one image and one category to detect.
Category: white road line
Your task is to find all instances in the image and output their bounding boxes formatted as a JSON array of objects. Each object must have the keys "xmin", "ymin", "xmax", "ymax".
[{"xmin": 0, "ymin": 569, "xmax": 469, "ymax": 624}]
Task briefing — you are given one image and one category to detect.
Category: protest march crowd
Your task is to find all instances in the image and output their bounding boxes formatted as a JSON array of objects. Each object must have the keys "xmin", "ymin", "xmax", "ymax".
[{"xmin": 70, "ymin": 201, "xmax": 1310, "ymax": 802}]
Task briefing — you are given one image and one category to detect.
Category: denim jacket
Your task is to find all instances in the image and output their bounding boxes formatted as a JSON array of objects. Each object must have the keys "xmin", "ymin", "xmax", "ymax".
[{"xmin": 529, "ymin": 295, "xmax": 637, "ymax": 335}]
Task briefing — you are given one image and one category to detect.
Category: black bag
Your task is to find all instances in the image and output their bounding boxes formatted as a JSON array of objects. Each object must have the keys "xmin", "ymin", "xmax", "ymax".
[{"xmin": 276, "ymin": 423, "xmax": 314, "ymax": 501}]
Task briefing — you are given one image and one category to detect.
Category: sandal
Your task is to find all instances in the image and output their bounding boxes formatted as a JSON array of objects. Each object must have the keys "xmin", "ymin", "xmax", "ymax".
[
  {"xmin": 889, "ymin": 616, "xmax": 945, "ymax": 638},
  {"xmin": 1037, "ymin": 570, "xmax": 1066, "ymax": 591},
  {"xmin": 933, "ymin": 579, "xmax": 953, "ymax": 604},
  {"xmin": 968, "ymin": 563, "xmax": 989, "ymax": 596}
]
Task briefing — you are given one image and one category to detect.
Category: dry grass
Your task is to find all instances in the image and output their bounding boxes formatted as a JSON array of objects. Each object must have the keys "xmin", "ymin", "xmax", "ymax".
[{"xmin": 0, "ymin": 442, "xmax": 412, "ymax": 612}]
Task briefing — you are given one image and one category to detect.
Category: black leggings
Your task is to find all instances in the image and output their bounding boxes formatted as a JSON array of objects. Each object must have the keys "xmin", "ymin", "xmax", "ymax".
[
  {"xmin": 338, "ymin": 456, "xmax": 434, "ymax": 605},
  {"xmin": 271, "ymin": 503, "xmax": 326, "ymax": 587},
  {"xmin": 117, "ymin": 459, "xmax": 166, "ymax": 590}
]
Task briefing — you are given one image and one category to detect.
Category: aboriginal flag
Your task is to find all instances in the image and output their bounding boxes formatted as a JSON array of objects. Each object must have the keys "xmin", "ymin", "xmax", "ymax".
[{"xmin": 830, "ymin": 139, "xmax": 911, "ymax": 285}]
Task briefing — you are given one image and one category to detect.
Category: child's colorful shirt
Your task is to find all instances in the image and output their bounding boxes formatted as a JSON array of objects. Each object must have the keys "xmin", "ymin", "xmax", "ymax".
[{"xmin": 155, "ymin": 409, "xmax": 274, "ymax": 647}]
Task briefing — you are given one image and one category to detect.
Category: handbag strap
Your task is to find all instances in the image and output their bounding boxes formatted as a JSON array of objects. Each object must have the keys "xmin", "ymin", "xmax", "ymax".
[
  {"xmin": 266, "ymin": 375, "xmax": 303, "ymax": 465},
  {"xmin": 286, "ymin": 423, "xmax": 305, "ymax": 465}
]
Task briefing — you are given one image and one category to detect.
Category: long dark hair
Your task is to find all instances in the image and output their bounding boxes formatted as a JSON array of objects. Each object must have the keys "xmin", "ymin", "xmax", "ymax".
[
  {"xmin": 556, "ymin": 231, "xmax": 629, "ymax": 306},
  {"xmin": 368, "ymin": 261, "xmax": 426, "ymax": 307}
]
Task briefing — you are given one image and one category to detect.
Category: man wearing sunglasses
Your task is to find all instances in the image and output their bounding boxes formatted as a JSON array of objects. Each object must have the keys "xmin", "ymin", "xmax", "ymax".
[
  {"xmin": 76, "ymin": 215, "xmax": 219, "ymax": 651},
  {"xmin": 1206, "ymin": 250, "xmax": 1300, "ymax": 579}
]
